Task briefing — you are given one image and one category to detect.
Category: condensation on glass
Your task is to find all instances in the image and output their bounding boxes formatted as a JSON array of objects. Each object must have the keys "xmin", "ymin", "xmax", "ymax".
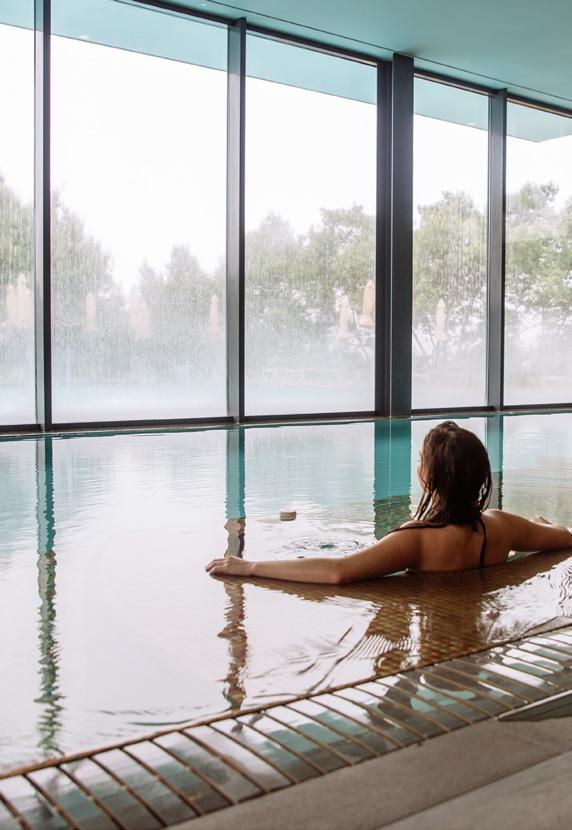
[
  {"xmin": 244, "ymin": 35, "xmax": 377, "ymax": 415},
  {"xmin": 0, "ymin": 4, "xmax": 35, "ymax": 424},
  {"xmin": 412, "ymin": 79, "xmax": 489, "ymax": 409},
  {"xmin": 50, "ymin": 0, "xmax": 228, "ymax": 422},
  {"xmin": 504, "ymin": 103, "xmax": 572, "ymax": 405}
]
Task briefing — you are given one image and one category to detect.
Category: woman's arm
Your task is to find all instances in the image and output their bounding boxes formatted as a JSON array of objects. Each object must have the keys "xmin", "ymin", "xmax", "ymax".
[
  {"xmin": 206, "ymin": 529, "xmax": 421, "ymax": 584},
  {"xmin": 497, "ymin": 511, "xmax": 572, "ymax": 552}
]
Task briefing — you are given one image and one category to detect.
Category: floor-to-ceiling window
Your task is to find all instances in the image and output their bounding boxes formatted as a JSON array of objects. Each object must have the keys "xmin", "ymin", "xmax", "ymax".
[
  {"xmin": 412, "ymin": 79, "xmax": 489, "ymax": 409},
  {"xmin": 0, "ymin": 3, "xmax": 35, "ymax": 425},
  {"xmin": 504, "ymin": 102, "xmax": 572, "ymax": 405},
  {"xmin": 50, "ymin": 0, "xmax": 228, "ymax": 422},
  {"xmin": 245, "ymin": 36, "xmax": 377, "ymax": 415},
  {"xmin": 2, "ymin": 1, "xmax": 572, "ymax": 432}
]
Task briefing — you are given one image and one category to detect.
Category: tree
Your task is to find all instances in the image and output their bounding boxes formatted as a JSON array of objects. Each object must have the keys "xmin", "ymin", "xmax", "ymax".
[
  {"xmin": 506, "ymin": 182, "xmax": 571, "ymax": 328},
  {"xmin": 245, "ymin": 213, "xmax": 307, "ymax": 371},
  {"xmin": 413, "ymin": 190, "xmax": 487, "ymax": 355},
  {"xmin": 0, "ymin": 176, "xmax": 33, "ymax": 304},
  {"xmin": 135, "ymin": 244, "xmax": 224, "ymax": 380},
  {"xmin": 51, "ymin": 191, "xmax": 116, "ymax": 327},
  {"xmin": 304, "ymin": 204, "xmax": 375, "ymax": 313}
]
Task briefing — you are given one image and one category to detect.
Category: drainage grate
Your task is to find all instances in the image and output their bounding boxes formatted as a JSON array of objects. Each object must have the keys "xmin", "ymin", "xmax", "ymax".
[
  {"xmin": 499, "ymin": 690, "xmax": 572, "ymax": 721},
  {"xmin": 1, "ymin": 626, "xmax": 571, "ymax": 830}
]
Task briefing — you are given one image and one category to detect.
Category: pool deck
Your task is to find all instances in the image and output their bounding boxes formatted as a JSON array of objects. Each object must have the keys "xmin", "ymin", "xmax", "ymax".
[
  {"xmin": 175, "ymin": 709, "xmax": 572, "ymax": 830},
  {"xmin": 2, "ymin": 623, "xmax": 572, "ymax": 830}
]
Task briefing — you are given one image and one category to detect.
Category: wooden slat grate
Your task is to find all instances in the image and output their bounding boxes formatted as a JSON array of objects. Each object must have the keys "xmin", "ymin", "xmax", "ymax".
[{"xmin": 1, "ymin": 625, "xmax": 571, "ymax": 830}]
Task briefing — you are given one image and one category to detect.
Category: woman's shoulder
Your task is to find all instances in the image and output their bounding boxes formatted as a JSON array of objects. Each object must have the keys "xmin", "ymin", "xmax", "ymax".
[
  {"xmin": 482, "ymin": 508, "xmax": 516, "ymax": 528},
  {"xmin": 395, "ymin": 519, "xmax": 441, "ymax": 531}
]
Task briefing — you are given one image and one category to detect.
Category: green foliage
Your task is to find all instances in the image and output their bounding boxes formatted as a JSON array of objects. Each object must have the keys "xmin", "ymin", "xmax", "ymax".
[
  {"xmin": 245, "ymin": 206, "xmax": 376, "ymax": 372},
  {"xmin": 136, "ymin": 244, "xmax": 224, "ymax": 378},
  {"xmin": 1, "ymin": 171, "xmax": 570, "ymax": 385},
  {"xmin": 0, "ymin": 175, "xmax": 33, "ymax": 307},
  {"xmin": 506, "ymin": 182, "xmax": 571, "ymax": 327},
  {"xmin": 51, "ymin": 191, "xmax": 116, "ymax": 327},
  {"xmin": 305, "ymin": 204, "xmax": 375, "ymax": 313},
  {"xmin": 413, "ymin": 190, "xmax": 486, "ymax": 350}
]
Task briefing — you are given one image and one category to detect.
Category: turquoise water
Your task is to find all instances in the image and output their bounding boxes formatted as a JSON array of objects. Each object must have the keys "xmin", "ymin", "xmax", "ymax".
[{"xmin": 0, "ymin": 413, "xmax": 571, "ymax": 772}]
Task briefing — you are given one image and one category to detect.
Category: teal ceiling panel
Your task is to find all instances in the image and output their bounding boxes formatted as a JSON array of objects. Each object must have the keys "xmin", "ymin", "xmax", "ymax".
[
  {"xmin": 52, "ymin": 0, "xmax": 226, "ymax": 70},
  {"xmin": 247, "ymin": 33, "xmax": 376, "ymax": 103},
  {"xmin": 176, "ymin": 0, "xmax": 572, "ymax": 112},
  {"xmin": 507, "ymin": 102, "xmax": 572, "ymax": 143},
  {"xmin": 3, "ymin": 0, "xmax": 571, "ymax": 134},
  {"xmin": 414, "ymin": 77, "xmax": 489, "ymax": 132},
  {"xmin": 0, "ymin": 0, "xmax": 34, "ymax": 28}
]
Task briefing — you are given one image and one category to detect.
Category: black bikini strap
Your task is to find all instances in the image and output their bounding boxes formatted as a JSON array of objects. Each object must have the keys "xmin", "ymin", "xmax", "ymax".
[{"xmin": 477, "ymin": 516, "xmax": 487, "ymax": 567}]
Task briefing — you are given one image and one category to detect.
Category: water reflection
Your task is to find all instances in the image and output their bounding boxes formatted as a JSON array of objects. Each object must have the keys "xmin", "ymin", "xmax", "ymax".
[
  {"xmin": 486, "ymin": 414, "xmax": 504, "ymax": 509},
  {"xmin": 1, "ymin": 413, "xmax": 571, "ymax": 772},
  {"xmin": 221, "ymin": 429, "xmax": 248, "ymax": 711},
  {"xmin": 237, "ymin": 548, "xmax": 572, "ymax": 698},
  {"xmin": 34, "ymin": 437, "xmax": 63, "ymax": 757},
  {"xmin": 373, "ymin": 420, "xmax": 412, "ymax": 538}
]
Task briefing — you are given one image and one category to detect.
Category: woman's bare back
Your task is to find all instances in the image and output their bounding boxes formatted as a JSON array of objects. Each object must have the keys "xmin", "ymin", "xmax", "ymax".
[{"xmin": 411, "ymin": 510, "xmax": 572, "ymax": 573}]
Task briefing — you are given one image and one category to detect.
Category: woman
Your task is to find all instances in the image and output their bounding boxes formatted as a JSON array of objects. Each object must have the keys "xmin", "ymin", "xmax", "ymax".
[{"xmin": 206, "ymin": 421, "xmax": 572, "ymax": 584}]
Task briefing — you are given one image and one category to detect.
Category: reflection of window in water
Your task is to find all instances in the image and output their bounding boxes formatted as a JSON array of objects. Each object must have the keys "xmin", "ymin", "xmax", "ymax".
[
  {"xmin": 374, "ymin": 421, "xmax": 413, "ymax": 539},
  {"xmin": 225, "ymin": 517, "xmax": 246, "ymax": 558},
  {"xmin": 35, "ymin": 438, "xmax": 63, "ymax": 756},
  {"xmin": 221, "ymin": 429, "xmax": 248, "ymax": 710}
]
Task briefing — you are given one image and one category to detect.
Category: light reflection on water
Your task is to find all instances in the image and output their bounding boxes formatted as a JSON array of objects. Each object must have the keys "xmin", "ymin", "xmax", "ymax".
[{"xmin": 0, "ymin": 413, "xmax": 571, "ymax": 772}]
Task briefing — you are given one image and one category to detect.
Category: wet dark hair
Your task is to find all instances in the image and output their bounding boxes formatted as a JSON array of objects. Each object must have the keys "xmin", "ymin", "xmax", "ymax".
[{"xmin": 415, "ymin": 421, "xmax": 492, "ymax": 527}]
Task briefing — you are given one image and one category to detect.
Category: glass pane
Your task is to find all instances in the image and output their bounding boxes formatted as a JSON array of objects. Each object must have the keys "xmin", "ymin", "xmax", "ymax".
[
  {"xmin": 0, "ymin": 9, "xmax": 35, "ymax": 424},
  {"xmin": 412, "ymin": 79, "xmax": 489, "ymax": 409},
  {"xmin": 51, "ymin": 0, "xmax": 227, "ymax": 422},
  {"xmin": 245, "ymin": 35, "xmax": 377, "ymax": 415},
  {"xmin": 501, "ymin": 413, "xmax": 572, "ymax": 524},
  {"xmin": 504, "ymin": 103, "xmax": 572, "ymax": 404},
  {"xmin": 0, "ymin": 438, "xmax": 41, "ymax": 771}
]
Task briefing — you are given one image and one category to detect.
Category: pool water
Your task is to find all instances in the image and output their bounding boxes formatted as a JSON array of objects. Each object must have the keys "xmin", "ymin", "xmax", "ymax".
[{"xmin": 1, "ymin": 413, "xmax": 571, "ymax": 773}]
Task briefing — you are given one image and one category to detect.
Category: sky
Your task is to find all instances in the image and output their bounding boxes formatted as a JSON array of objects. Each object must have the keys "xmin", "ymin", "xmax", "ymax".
[{"xmin": 1, "ymin": 22, "xmax": 571, "ymax": 296}]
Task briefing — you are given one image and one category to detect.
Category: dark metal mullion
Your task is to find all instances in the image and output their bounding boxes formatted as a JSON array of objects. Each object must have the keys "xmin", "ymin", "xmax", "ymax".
[
  {"xmin": 226, "ymin": 18, "xmax": 246, "ymax": 422},
  {"xmin": 388, "ymin": 54, "xmax": 414, "ymax": 416},
  {"xmin": 34, "ymin": 0, "xmax": 52, "ymax": 430},
  {"xmin": 486, "ymin": 89, "xmax": 507, "ymax": 410},
  {"xmin": 375, "ymin": 61, "xmax": 392, "ymax": 415}
]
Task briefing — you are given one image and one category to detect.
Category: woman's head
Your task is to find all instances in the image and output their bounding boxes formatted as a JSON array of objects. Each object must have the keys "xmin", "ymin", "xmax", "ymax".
[{"xmin": 416, "ymin": 421, "xmax": 492, "ymax": 526}]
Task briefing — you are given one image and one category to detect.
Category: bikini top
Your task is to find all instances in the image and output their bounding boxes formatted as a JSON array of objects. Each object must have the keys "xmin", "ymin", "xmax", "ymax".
[{"xmin": 393, "ymin": 515, "xmax": 488, "ymax": 567}]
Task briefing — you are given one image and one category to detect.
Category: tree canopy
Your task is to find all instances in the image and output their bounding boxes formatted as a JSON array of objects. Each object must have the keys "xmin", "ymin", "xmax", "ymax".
[{"xmin": 1, "ymin": 173, "xmax": 570, "ymax": 386}]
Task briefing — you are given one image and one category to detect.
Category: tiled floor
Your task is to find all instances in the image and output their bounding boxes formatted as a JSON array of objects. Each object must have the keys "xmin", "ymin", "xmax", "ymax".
[
  {"xmin": 1, "ymin": 627, "xmax": 572, "ymax": 830},
  {"xmin": 383, "ymin": 749, "xmax": 572, "ymax": 830},
  {"xmin": 177, "ymin": 716, "xmax": 572, "ymax": 830}
]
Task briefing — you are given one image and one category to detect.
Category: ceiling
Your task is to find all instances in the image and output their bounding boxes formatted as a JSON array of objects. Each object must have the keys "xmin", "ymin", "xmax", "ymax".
[
  {"xmin": 3, "ymin": 0, "xmax": 571, "ymax": 138},
  {"xmin": 176, "ymin": 0, "xmax": 572, "ymax": 111}
]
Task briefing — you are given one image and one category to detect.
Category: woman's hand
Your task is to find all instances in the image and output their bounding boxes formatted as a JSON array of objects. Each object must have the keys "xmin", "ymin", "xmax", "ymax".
[{"xmin": 206, "ymin": 556, "xmax": 253, "ymax": 577}]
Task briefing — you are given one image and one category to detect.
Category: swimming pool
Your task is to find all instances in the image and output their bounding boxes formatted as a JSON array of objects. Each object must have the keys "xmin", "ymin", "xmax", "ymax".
[{"xmin": 1, "ymin": 413, "xmax": 571, "ymax": 773}]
